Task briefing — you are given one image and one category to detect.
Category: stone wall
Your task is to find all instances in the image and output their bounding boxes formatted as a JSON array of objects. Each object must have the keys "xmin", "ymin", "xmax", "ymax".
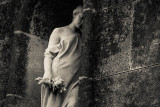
[{"xmin": 79, "ymin": 0, "xmax": 160, "ymax": 106}]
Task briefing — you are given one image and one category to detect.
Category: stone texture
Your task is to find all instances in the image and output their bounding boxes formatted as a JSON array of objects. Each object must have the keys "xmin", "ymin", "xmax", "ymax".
[
  {"xmin": 78, "ymin": 78, "xmax": 94, "ymax": 107},
  {"xmin": 107, "ymin": 66, "xmax": 160, "ymax": 107},
  {"xmin": 0, "ymin": 1, "xmax": 14, "ymax": 106},
  {"xmin": 91, "ymin": 66, "xmax": 160, "ymax": 107},
  {"xmin": 92, "ymin": 78, "xmax": 108, "ymax": 107},
  {"xmin": 79, "ymin": 0, "xmax": 97, "ymax": 106},
  {"xmin": 24, "ymin": 32, "xmax": 47, "ymax": 107},
  {"xmin": 80, "ymin": 0, "xmax": 160, "ymax": 107},
  {"xmin": 132, "ymin": 0, "xmax": 160, "ymax": 68},
  {"xmin": 80, "ymin": 0, "xmax": 135, "ymax": 106},
  {"xmin": 81, "ymin": 7, "xmax": 97, "ymax": 77},
  {"xmin": 94, "ymin": 1, "xmax": 133, "ymax": 77},
  {"xmin": 14, "ymin": 0, "xmax": 39, "ymax": 32},
  {"xmin": 4, "ymin": 32, "xmax": 29, "ymax": 107},
  {"xmin": 4, "ymin": 31, "xmax": 47, "ymax": 107},
  {"xmin": 83, "ymin": 0, "xmax": 134, "ymax": 77},
  {"xmin": 7, "ymin": 33, "xmax": 29, "ymax": 97}
]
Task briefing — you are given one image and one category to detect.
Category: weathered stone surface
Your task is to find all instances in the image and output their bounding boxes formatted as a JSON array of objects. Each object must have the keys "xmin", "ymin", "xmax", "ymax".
[
  {"xmin": 81, "ymin": 0, "xmax": 134, "ymax": 106},
  {"xmin": 107, "ymin": 66, "xmax": 160, "ymax": 107},
  {"xmin": 81, "ymin": 0, "xmax": 160, "ymax": 107},
  {"xmin": 78, "ymin": 78, "xmax": 94, "ymax": 107},
  {"xmin": 92, "ymin": 66, "xmax": 160, "ymax": 107},
  {"xmin": 0, "ymin": 73, "xmax": 8, "ymax": 107},
  {"xmin": 92, "ymin": 78, "xmax": 108, "ymax": 107},
  {"xmin": 81, "ymin": 9, "xmax": 97, "ymax": 77},
  {"xmin": 0, "ymin": 1, "xmax": 14, "ymax": 39},
  {"xmin": 4, "ymin": 33, "xmax": 29, "ymax": 107},
  {"xmin": 14, "ymin": 0, "xmax": 39, "ymax": 32},
  {"xmin": 4, "ymin": 31, "xmax": 47, "ymax": 107},
  {"xmin": 84, "ymin": 1, "xmax": 134, "ymax": 78},
  {"xmin": 132, "ymin": 0, "xmax": 160, "ymax": 68},
  {"xmin": 79, "ymin": 0, "xmax": 98, "ymax": 106},
  {"xmin": 7, "ymin": 33, "xmax": 29, "ymax": 96},
  {"xmin": 95, "ymin": 1, "xmax": 133, "ymax": 77},
  {"xmin": 0, "ymin": 1, "xmax": 14, "ymax": 106},
  {"xmin": 25, "ymin": 32, "xmax": 47, "ymax": 107}
]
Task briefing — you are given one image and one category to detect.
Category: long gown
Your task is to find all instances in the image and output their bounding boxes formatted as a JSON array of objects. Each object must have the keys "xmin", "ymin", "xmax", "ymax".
[{"xmin": 41, "ymin": 29, "xmax": 82, "ymax": 107}]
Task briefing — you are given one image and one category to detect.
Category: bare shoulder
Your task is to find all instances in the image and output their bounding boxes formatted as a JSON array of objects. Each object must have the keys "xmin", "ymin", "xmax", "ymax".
[
  {"xmin": 52, "ymin": 27, "xmax": 64, "ymax": 34},
  {"xmin": 50, "ymin": 27, "xmax": 65, "ymax": 39}
]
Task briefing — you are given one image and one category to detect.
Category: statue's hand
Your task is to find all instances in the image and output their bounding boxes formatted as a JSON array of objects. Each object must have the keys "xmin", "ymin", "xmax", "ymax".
[
  {"xmin": 35, "ymin": 77, "xmax": 51, "ymax": 85},
  {"xmin": 42, "ymin": 73, "xmax": 52, "ymax": 79}
]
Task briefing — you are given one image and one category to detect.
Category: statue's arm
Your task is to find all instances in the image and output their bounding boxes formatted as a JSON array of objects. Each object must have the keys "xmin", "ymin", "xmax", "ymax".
[{"xmin": 43, "ymin": 28, "xmax": 60, "ymax": 79}]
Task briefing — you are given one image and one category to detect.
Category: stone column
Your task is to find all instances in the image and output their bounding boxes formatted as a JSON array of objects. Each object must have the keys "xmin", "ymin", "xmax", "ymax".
[{"xmin": 79, "ymin": 0, "xmax": 98, "ymax": 106}]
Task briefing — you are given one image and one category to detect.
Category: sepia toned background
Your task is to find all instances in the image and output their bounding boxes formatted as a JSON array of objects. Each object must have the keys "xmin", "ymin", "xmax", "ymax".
[{"xmin": 0, "ymin": 0, "xmax": 160, "ymax": 107}]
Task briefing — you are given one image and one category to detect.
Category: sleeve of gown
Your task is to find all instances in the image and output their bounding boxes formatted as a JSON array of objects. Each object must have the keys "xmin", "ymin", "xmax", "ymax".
[
  {"xmin": 43, "ymin": 30, "xmax": 62, "ymax": 78},
  {"xmin": 44, "ymin": 42, "xmax": 61, "ymax": 59}
]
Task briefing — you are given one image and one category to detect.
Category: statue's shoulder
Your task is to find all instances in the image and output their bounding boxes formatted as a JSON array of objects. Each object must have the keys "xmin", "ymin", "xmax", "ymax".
[
  {"xmin": 53, "ymin": 27, "xmax": 65, "ymax": 34},
  {"xmin": 52, "ymin": 27, "xmax": 68, "ymax": 39}
]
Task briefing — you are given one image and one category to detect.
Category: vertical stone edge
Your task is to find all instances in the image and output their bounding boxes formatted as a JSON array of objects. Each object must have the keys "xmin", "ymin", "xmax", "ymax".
[{"xmin": 78, "ymin": 0, "xmax": 98, "ymax": 106}]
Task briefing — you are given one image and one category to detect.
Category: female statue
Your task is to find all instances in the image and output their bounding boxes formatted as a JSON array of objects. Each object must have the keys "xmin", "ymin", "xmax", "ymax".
[{"xmin": 36, "ymin": 5, "xmax": 83, "ymax": 107}]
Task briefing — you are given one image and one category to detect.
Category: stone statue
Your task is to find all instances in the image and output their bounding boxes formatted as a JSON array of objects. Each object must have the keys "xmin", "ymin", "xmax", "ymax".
[{"xmin": 35, "ymin": 5, "xmax": 83, "ymax": 107}]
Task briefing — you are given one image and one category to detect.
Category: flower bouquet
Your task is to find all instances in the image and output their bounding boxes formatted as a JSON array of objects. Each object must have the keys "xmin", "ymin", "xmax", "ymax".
[{"xmin": 35, "ymin": 76, "xmax": 66, "ymax": 93}]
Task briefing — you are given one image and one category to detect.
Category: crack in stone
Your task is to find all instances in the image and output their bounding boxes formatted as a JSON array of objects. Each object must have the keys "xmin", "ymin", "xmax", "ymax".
[{"xmin": 80, "ymin": 63, "xmax": 160, "ymax": 81}]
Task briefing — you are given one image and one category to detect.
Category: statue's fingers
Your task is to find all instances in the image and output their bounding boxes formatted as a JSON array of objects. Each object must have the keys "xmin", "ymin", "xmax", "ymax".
[
  {"xmin": 38, "ymin": 80, "xmax": 44, "ymax": 84},
  {"xmin": 35, "ymin": 77, "xmax": 40, "ymax": 81},
  {"xmin": 35, "ymin": 77, "xmax": 43, "ymax": 81}
]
